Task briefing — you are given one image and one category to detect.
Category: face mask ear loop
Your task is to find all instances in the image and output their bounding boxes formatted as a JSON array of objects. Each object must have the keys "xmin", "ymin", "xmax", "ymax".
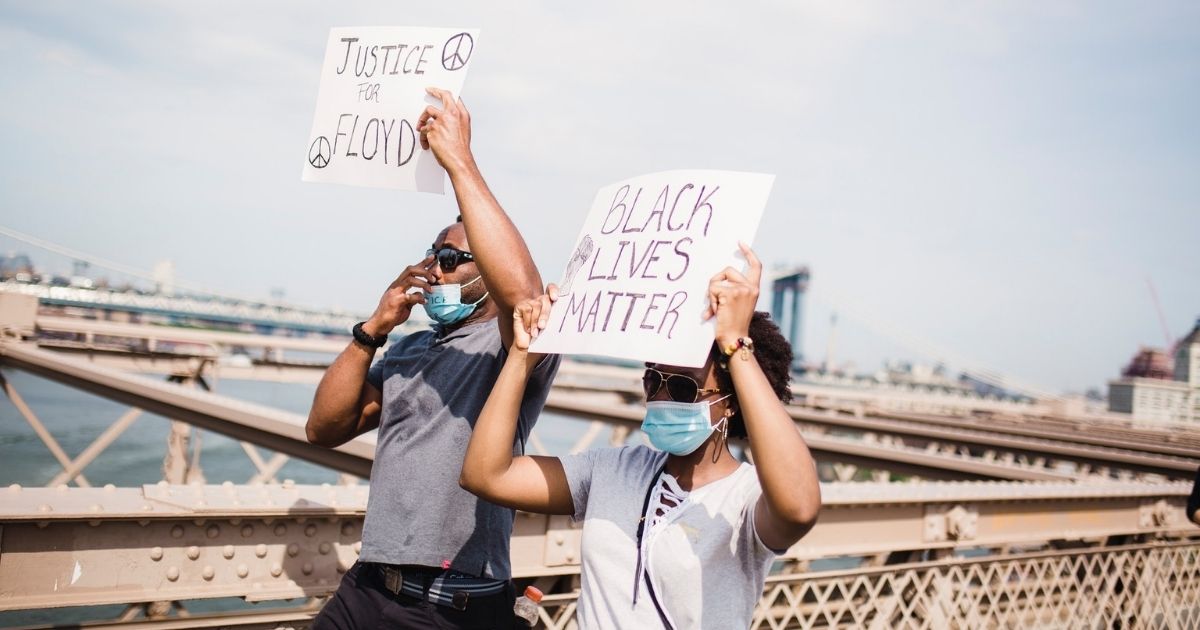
[
  {"xmin": 710, "ymin": 415, "xmax": 730, "ymax": 463},
  {"xmin": 461, "ymin": 274, "xmax": 489, "ymax": 306}
]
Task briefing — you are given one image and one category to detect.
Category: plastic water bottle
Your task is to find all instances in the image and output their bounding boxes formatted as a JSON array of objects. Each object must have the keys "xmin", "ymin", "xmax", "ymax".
[{"xmin": 513, "ymin": 585, "xmax": 543, "ymax": 627}]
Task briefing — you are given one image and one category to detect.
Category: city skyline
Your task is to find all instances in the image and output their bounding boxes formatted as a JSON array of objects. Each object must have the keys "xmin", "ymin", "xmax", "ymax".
[{"xmin": 1, "ymin": 2, "xmax": 1197, "ymax": 393}]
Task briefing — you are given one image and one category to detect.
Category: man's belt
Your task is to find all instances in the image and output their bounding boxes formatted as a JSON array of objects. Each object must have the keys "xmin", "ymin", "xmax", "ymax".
[{"xmin": 375, "ymin": 564, "xmax": 506, "ymax": 611}]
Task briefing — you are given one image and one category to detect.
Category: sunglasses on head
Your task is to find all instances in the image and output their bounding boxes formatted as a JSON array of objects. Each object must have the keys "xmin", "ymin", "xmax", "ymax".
[
  {"xmin": 426, "ymin": 247, "xmax": 475, "ymax": 271},
  {"xmin": 643, "ymin": 367, "xmax": 722, "ymax": 403}
]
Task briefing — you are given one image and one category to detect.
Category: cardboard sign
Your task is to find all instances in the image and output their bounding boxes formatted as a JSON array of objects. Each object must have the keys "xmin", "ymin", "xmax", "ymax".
[
  {"xmin": 301, "ymin": 27, "xmax": 480, "ymax": 193},
  {"xmin": 529, "ymin": 170, "xmax": 774, "ymax": 367}
]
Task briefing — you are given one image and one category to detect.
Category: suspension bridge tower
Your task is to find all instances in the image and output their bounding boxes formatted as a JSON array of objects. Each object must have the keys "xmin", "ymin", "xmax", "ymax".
[{"xmin": 771, "ymin": 267, "xmax": 809, "ymax": 372}]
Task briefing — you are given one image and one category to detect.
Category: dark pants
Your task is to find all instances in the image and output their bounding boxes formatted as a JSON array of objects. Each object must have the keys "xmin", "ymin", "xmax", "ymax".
[{"xmin": 312, "ymin": 562, "xmax": 516, "ymax": 630}]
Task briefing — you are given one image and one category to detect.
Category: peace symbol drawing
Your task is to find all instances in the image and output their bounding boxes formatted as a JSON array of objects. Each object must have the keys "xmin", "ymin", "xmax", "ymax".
[
  {"xmin": 308, "ymin": 136, "xmax": 332, "ymax": 169},
  {"xmin": 441, "ymin": 32, "xmax": 474, "ymax": 71}
]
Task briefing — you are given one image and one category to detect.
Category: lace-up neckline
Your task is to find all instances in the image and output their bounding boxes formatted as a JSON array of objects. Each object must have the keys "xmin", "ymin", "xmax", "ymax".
[{"xmin": 648, "ymin": 473, "xmax": 689, "ymax": 531}]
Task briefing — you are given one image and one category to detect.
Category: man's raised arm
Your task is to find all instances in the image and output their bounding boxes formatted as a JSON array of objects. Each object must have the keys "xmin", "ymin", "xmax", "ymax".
[{"xmin": 418, "ymin": 87, "xmax": 542, "ymax": 347}]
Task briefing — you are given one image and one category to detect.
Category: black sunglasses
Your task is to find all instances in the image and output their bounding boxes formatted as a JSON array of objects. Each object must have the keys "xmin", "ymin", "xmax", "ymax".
[
  {"xmin": 426, "ymin": 247, "xmax": 475, "ymax": 271},
  {"xmin": 643, "ymin": 367, "xmax": 722, "ymax": 403}
]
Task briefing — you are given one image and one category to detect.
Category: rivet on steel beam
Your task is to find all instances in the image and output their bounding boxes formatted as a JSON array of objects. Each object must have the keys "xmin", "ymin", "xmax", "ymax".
[
  {"xmin": 230, "ymin": 518, "xmax": 242, "ymax": 526},
  {"xmin": 341, "ymin": 522, "xmax": 355, "ymax": 537},
  {"xmin": 89, "ymin": 504, "xmax": 103, "ymax": 513},
  {"xmin": 88, "ymin": 520, "xmax": 101, "ymax": 527},
  {"xmin": 157, "ymin": 480, "xmax": 168, "ymax": 487},
  {"xmin": 287, "ymin": 543, "xmax": 300, "ymax": 557},
  {"xmin": 207, "ymin": 525, "xmax": 221, "ymax": 539},
  {"xmin": 237, "ymin": 563, "xmax": 249, "ymax": 578},
  {"xmin": 138, "ymin": 519, "xmax": 151, "ymax": 527},
  {"xmin": 56, "ymin": 484, "xmax": 68, "ymax": 492},
  {"xmin": 150, "ymin": 547, "xmax": 164, "ymax": 561},
  {"xmin": 255, "ymin": 544, "xmax": 268, "ymax": 558},
  {"xmin": 171, "ymin": 525, "xmax": 185, "ymax": 539},
  {"xmin": 223, "ymin": 545, "xmax": 236, "ymax": 559},
  {"xmin": 141, "ymin": 504, "xmax": 153, "ymax": 512},
  {"xmin": 222, "ymin": 481, "xmax": 235, "ymax": 490},
  {"xmin": 202, "ymin": 566, "xmax": 215, "ymax": 580},
  {"xmin": 319, "ymin": 542, "xmax": 332, "ymax": 555},
  {"xmin": 274, "ymin": 524, "xmax": 287, "ymax": 537},
  {"xmin": 37, "ymin": 504, "xmax": 52, "ymax": 513},
  {"xmin": 242, "ymin": 524, "xmax": 254, "ymax": 538},
  {"xmin": 270, "ymin": 562, "xmax": 283, "ymax": 578},
  {"xmin": 194, "ymin": 519, "xmax": 206, "ymax": 527},
  {"xmin": 283, "ymin": 479, "xmax": 295, "ymax": 489},
  {"xmin": 166, "ymin": 567, "xmax": 180, "ymax": 581},
  {"xmin": 302, "ymin": 562, "xmax": 314, "ymax": 575},
  {"xmin": 554, "ymin": 535, "xmax": 564, "ymax": 546},
  {"xmin": 565, "ymin": 551, "xmax": 575, "ymax": 561},
  {"xmin": 6, "ymin": 484, "xmax": 19, "ymax": 493},
  {"xmin": 36, "ymin": 520, "xmax": 50, "ymax": 528},
  {"xmin": 103, "ymin": 484, "xmax": 116, "ymax": 492},
  {"xmin": 305, "ymin": 524, "xmax": 318, "ymax": 537},
  {"xmin": 187, "ymin": 546, "xmax": 201, "ymax": 560}
]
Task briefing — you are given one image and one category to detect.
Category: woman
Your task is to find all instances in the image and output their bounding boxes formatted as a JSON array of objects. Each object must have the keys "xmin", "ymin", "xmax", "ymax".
[{"xmin": 460, "ymin": 243, "xmax": 821, "ymax": 629}]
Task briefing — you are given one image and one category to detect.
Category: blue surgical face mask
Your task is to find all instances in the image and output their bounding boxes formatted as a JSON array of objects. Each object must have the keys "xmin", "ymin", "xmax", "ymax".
[
  {"xmin": 641, "ymin": 395, "xmax": 731, "ymax": 456},
  {"xmin": 424, "ymin": 275, "xmax": 488, "ymax": 326}
]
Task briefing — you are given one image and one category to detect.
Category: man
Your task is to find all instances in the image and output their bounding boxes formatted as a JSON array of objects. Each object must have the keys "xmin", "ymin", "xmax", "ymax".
[{"xmin": 307, "ymin": 88, "xmax": 560, "ymax": 629}]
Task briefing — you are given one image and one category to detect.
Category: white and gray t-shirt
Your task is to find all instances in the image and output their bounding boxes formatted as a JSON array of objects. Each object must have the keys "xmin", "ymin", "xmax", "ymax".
[{"xmin": 560, "ymin": 445, "xmax": 777, "ymax": 629}]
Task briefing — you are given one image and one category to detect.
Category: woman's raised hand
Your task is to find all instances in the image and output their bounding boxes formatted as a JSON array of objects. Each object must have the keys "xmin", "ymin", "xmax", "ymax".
[
  {"xmin": 703, "ymin": 242, "xmax": 762, "ymax": 353},
  {"xmin": 510, "ymin": 284, "xmax": 559, "ymax": 353}
]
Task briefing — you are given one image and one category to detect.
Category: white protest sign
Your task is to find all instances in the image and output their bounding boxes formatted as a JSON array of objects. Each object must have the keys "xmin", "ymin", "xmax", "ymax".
[
  {"xmin": 529, "ymin": 170, "xmax": 774, "ymax": 367},
  {"xmin": 301, "ymin": 27, "xmax": 480, "ymax": 193}
]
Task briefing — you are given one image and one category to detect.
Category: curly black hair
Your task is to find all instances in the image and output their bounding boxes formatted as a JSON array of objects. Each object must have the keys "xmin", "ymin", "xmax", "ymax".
[{"xmin": 709, "ymin": 311, "xmax": 793, "ymax": 438}]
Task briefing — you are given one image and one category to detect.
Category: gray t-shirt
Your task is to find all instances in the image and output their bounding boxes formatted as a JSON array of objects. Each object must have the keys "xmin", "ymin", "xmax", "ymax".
[
  {"xmin": 362, "ymin": 319, "xmax": 560, "ymax": 579},
  {"xmin": 561, "ymin": 445, "xmax": 776, "ymax": 629}
]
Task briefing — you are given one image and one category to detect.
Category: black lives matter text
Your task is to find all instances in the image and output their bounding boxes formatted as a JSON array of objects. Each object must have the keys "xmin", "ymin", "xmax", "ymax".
[{"xmin": 557, "ymin": 182, "xmax": 720, "ymax": 340}]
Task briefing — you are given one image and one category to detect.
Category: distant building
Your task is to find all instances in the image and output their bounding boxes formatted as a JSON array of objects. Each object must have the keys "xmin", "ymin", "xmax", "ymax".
[{"xmin": 1108, "ymin": 318, "xmax": 1200, "ymax": 424}]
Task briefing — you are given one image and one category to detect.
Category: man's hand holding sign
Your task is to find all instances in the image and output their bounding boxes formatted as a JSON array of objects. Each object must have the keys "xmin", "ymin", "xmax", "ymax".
[{"xmin": 302, "ymin": 27, "xmax": 480, "ymax": 193}]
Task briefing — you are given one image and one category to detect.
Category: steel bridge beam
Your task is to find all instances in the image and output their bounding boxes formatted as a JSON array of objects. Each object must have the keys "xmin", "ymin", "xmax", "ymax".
[
  {"xmin": 0, "ymin": 481, "xmax": 1191, "ymax": 613},
  {"xmin": 0, "ymin": 341, "xmax": 373, "ymax": 478},
  {"xmin": 789, "ymin": 407, "xmax": 1200, "ymax": 480}
]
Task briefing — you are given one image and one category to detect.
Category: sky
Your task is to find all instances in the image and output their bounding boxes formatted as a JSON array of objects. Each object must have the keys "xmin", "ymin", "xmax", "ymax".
[{"xmin": 0, "ymin": 1, "xmax": 1197, "ymax": 394}]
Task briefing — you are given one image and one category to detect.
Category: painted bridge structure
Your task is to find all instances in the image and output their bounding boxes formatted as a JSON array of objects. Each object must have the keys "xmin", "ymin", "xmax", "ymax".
[{"xmin": 1, "ymin": 314, "xmax": 1199, "ymax": 629}]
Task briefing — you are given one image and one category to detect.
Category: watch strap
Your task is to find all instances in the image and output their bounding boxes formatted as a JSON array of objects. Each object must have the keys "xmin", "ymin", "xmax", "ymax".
[{"xmin": 352, "ymin": 321, "xmax": 388, "ymax": 349}]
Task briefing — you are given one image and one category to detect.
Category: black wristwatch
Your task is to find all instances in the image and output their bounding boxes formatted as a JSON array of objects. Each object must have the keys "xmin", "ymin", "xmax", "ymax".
[{"xmin": 352, "ymin": 321, "xmax": 388, "ymax": 349}]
